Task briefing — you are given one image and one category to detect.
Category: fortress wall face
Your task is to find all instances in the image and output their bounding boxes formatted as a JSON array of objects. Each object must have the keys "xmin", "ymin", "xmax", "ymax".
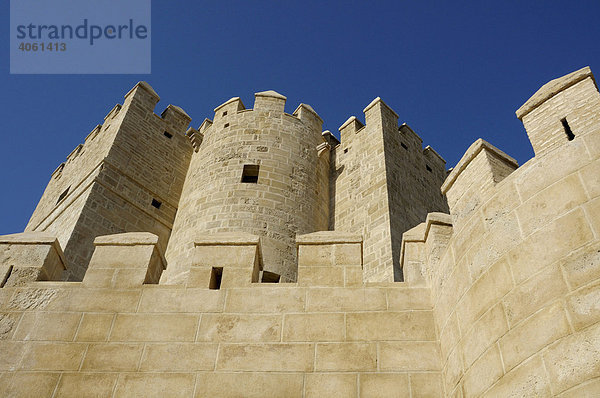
[
  {"xmin": 423, "ymin": 129, "xmax": 600, "ymax": 396},
  {"xmin": 164, "ymin": 93, "xmax": 329, "ymax": 284}
]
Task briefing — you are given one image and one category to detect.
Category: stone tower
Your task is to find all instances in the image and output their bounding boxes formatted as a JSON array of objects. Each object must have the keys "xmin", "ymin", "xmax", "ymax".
[
  {"xmin": 24, "ymin": 82, "xmax": 193, "ymax": 280},
  {"xmin": 162, "ymin": 91, "xmax": 330, "ymax": 284},
  {"xmin": 332, "ymin": 98, "xmax": 449, "ymax": 282}
]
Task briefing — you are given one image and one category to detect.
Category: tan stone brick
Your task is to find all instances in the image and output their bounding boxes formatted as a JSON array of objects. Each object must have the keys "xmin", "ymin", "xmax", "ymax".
[
  {"xmin": 305, "ymin": 373, "xmax": 357, "ymax": 398},
  {"xmin": 138, "ymin": 287, "xmax": 224, "ymax": 312},
  {"xmin": 140, "ymin": 343, "xmax": 217, "ymax": 371},
  {"xmin": 379, "ymin": 341, "xmax": 441, "ymax": 371},
  {"xmin": 346, "ymin": 311, "xmax": 435, "ymax": 341},
  {"xmin": 195, "ymin": 373, "xmax": 304, "ymax": 398},
  {"xmin": 298, "ymin": 244, "xmax": 333, "ymax": 267},
  {"xmin": 578, "ymin": 157, "xmax": 600, "ymax": 198},
  {"xmin": 456, "ymin": 259, "xmax": 513, "ymax": 327},
  {"xmin": 55, "ymin": 373, "xmax": 118, "ymax": 398},
  {"xmin": 13, "ymin": 311, "xmax": 81, "ymax": 341},
  {"xmin": 19, "ymin": 342, "xmax": 87, "ymax": 371},
  {"xmin": 359, "ymin": 373, "xmax": 410, "ymax": 398},
  {"xmin": 502, "ymin": 264, "xmax": 569, "ymax": 326},
  {"xmin": 283, "ymin": 313, "xmax": 344, "ymax": 342},
  {"xmin": 306, "ymin": 287, "xmax": 386, "ymax": 312},
  {"xmin": 410, "ymin": 373, "xmax": 444, "ymax": 397},
  {"xmin": 81, "ymin": 343, "xmax": 143, "ymax": 371},
  {"xmin": 298, "ymin": 267, "xmax": 344, "ymax": 286},
  {"xmin": 440, "ymin": 311, "xmax": 461, "ymax": 362},
  {"xmin": 75, "ymin": 313, "xmax": 114, "ymax": 342},
  {"xmin": 584, "ymin": 196, "xmax": 600, "ymax": 237},
  {"xmin": 461, "ymin": 344, "xmax": 504, "ymax": 397},
  {"xmin": 197, "ymin": 314, "xmax": 281, "ymax": 342},
  {"xmin": 4, "ymin": 372, "xmax": 60, "ymax": 398},
  {"xmin": 484, "ymin": 355, "xmax": 551, "ymax": 397},
  {"xmin": 46, "ymin": 288, "xmax": 141, "ymax": 313},
  {"xmin": 315, "ymin": 342, "xmax": 376, "ymax": 371},
  {"xmin": 443, "ymin": 345, "xmax": 464, "ymax": 394},
  {"xmin": 557, "ymin": 377, "xmax": 600, "ymax": 397},
  {"xmin": 225, "ymin": 287, "xmax": 305, "ymax": 313},
  {"xmin": 566, "ymin": 280, "xmax": 600, "ymax": 330},
  {"xmin": 110, "ymin": 314, "xmax": 198, "ymax": 342},
  {"xmin": 516, "ymin": 173, "xmax": 588, "ymax": 237},
  {"xmin": 386, "ymin": 287, "xmax": 432, "ymax": 310},
  {"xmin": 114, "ymin": 373, "xmax": 195, "ymax": 398},
  {"xmin": 543, "ymin": 321, "xmax": 600, "ymax": 394},
  {"xmin": 560, "ymin": 241, "xmax": 600, "ymax": 289},
  {"xmin": 0, "ymin": 341, "xmax": 25, "ymax": 371},
  {"xmin": 217, "ymin": 343, "xmax": 314, "ymax": 371},
  {"xmin": 461, "ymin": 303, "xmax": 508, "ymax": 368},
  {"xmin": 508, "ymin": 208, "xmax": 594, "ymax": 284},
  {"xmin": 500, "ymin": 301, "xmax": 571, "ymax": 371}
]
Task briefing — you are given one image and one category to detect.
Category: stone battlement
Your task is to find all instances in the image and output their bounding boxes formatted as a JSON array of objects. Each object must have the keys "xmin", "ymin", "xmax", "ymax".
[{"xmin": 1, "ymin": 67, "xmax": 599, "ymax": 396}]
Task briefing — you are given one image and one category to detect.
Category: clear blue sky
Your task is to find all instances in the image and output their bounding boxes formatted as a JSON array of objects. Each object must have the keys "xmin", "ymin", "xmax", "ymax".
[{"xmin": 2, "ymin": 1, "xmax": 600, "ymax": 234}]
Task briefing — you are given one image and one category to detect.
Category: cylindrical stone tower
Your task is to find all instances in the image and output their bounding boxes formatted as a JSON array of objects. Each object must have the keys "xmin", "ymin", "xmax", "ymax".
[{"xmin": 163, "ymin": 90, "xmax": 330, "ymax": 283}]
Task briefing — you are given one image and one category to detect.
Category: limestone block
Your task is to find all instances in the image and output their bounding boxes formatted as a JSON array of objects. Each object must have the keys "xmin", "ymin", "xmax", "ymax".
[
  {"xmin": 4, "ymin": 372, "xmax": 60, "ymax": 398},
  {"xmin": 410, "ymin": 373, "xmax": 444, "ymax": 397},
  {"xmin": 282, "ymin": 313, "xmax": 345, "ymax": 342},
  {"xmin": 114, "ymin": 373, "xmax": 195, "ymax": 398},
  {"xmin": 461, "ymin": 304, "xmax": 508, "ymax": 369},
  {"xmin": 83, "ymin": 232, "xmax": 165, "ymax": 288},
  {"xmin": 566, "ymin": 280, "xmax": 600, "ymax": 330},
  {"xmin": 378, "ymin": 341, "xmax": 441, "ymax": 371},
  {"xmin": 254, "ymin": 90, "xmax": 286, "ymax": 113},
  {"xmin": 305, "ymin": 373, "xmax": 357, "ymax": 398},
  {"xmin": 560, "ymin": 241, "xmax": 600, "ymax": 289},
  {"xmin": 81, "ymin": 343, "xmax": 143, "ymax": 371},
  {"xmin": 216, "ymin": 343, "xmax": 314, "ymax": 371},
  {"xmin": 55, "ymin": 373, "xmax": 118, "ymax": 398},
  {"xmin": 440, "ymin": 311, "xmax": 461, "ymax": 362},
  {"xmin": 557, "ymin": 377, "xmax": 600, "ymax": 397},
  {"xmin": 359, "ymin": 373, "xmax": 410, "ymax": 398},
  {"xmin": 542, "ymin": 321, "xmax": 600, "ymax": 394},
  {"xmin": 499, "ymin": 301, "xmax": 571, "ymax": 372},
  {"xmin": 579, "ymin": 157, "xmax": 600, "ymax": 198},
  {"xmin": 109, "ymin": 314, "xmax": 198, "ymax": 342},
  {"xmin": 346, "ymin": 311, "xmax": 436, "ymax": 341},
  {"xmin": 138, "ymin": 287, "xmax": 224, "ymax": 313},
  {"xmin": 0, "ymin": 232, "xmax": 67, "ymax": 286},
  {"xmin": 19, "ymin": 342, "xmax": 87, "ymax": 371},
  {"xmin": 195, "ymin": 373, "xmax": 304, "ymax": 398},
  {"xmin": 461, "ymin": 344, "xmax": 504, "ymax": 397},
  {"xmin": 190, "ymin": 233, "xmax": 261, "ymax": 288},
  {"xmin": 315, "ymin": 342, "xmax": 377, "ymax": 371},
  {"xmin": 13, "ymin": 311, "xmax": 81, "ymax": 341},
  {"xmin": 139, "ymin": 343, "xmax": 218, "ymax": 371},
  {"xmin": 197, "ymin": 314, "xmax": 281, "ymax": 342},
  {"xmin": 75, "ymin": 313, "xmax": 114, "ymax": 341},
  {"xmin": 0, "ymin": 341, "xmax": 26, "ymax": 370},
  {"xmin": 306, "ymin": 287, "xmax": 386, "ymax": 312},
  {"xmin": 483, "ymin": 355, "xmax": 551, "ymax": 397},
  {"xmin": 225, "ymin": 287, "xmax": 305, "ymax": 313},
  {"xmin": 44, "ymin": 288, "xmax": 141, "ymax": 313}
]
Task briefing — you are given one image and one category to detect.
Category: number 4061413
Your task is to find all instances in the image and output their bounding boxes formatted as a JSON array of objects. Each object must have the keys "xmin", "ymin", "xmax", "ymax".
[{"xmin": 18, "ymin": 42, "xmax": 66, "ymax": 51}]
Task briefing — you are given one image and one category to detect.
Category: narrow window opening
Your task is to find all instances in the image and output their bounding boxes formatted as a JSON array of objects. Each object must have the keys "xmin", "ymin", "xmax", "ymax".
[
  {"xmin": 209, "ymin": 267, "xmax": 223, "ymax": 289},
  {"xmin": 561, "ymin": 118, "xmax": 575, "ymax": 141},
  {"xmin": 222, "ymin": 111, "xmax": 228, "ymax": 116},
  {"xmin": 57, "ymin": 186, "xmax": 70, "ymax": 204},
  {"xmin": 344, "ymin": 148, "xmax": 349, "ymax": 154},
  {"xmin": 151, "ymin": 199, "xmax": 162, "ymax": 209},
  {"xmin": 261, "ymin": 271, "xmax": 280, "ymax": 283},
  {"xmin": 241, "ymin": 165, "xmax": 259, "ymax": 183},
  {"xmin": 426, "ymin": 165, "xmax": 433, "ymax": 172},
  {"xmin": 401, "ymin": 142, "xmax": 408, "ymax": 150},
  {"xmin": 224, "ymin": 123, "xmax": 230, "ymax": 128},
  {"xmin": 163, "ymin": 131, "xmax": 173, "ymax": 139}
]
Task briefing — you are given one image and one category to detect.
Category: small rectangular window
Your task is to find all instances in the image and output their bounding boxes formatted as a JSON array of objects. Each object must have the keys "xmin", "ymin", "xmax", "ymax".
[
  {"xmin": 224, "ymin": 123, "xmax": 230, "ymax": 128},
  {"xmin": 57, "ymin": 186, "xmax": 70, "ymax": 204},
  {"xmin": 209, "ymin": 267, "xmax": 223, "ymax": 289},
  {"xmin": 222, "ymin": 111, "xmax": 228, "ymax": 116},
  {"xmin": 164, "ymin": 131, "xmax": 173, "ymax": 139},
  {"xmin": 426, "ymin": 165, "xmax": 433, "ymax": 172},
  {"xmin": 561, "ymin": 118, "xmax": 575, "ymax": 141},
  {"xmin": 151, "ymin": 199, "xmax": 162, "ymax": 209},
  {"xmin": 261, "ymin": 271, "xmax": 280, "ymax": 283},
  {"xmin": 241, "ymin": 165, "xmax": 259, "ymax": 183},
  {"xmin": 401, "ymin": 142, "xmax": 408, "ymax": 150}
]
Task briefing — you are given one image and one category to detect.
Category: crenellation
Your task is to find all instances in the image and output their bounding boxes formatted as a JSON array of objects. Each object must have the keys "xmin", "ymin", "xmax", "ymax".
[{"xmin": 1, "ymin": 67, "xmax": 600, "ymax": 397}]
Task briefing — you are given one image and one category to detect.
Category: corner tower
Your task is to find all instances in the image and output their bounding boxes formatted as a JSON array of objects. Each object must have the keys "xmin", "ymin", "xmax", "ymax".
[
  {"xmin": 25, "ymin": 82, "xmax": 193, "ymax": 280},
  {"xmin": 332, "ymin": 98, "xmax": 449, "ymax": 282},
  {"xmin": 163, "ymin": 91, "xmax": 330, "ymax": 284}
]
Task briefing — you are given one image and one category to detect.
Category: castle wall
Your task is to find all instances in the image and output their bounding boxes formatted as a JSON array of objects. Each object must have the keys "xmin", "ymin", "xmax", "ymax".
[
  {"xmin": 413, "ymin": 128, "xmax": 600, "ymax": 396},
  {"xmin": 333, "ymin": 99, "xmax": 448, "ymax": 283},
  {"xmin": 164, "ymin": 92, "xmax": 329, "ymax": 284},
  {"xmin": 25, "ymin": 82, "xmax": 193, "ymax": 280}
]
